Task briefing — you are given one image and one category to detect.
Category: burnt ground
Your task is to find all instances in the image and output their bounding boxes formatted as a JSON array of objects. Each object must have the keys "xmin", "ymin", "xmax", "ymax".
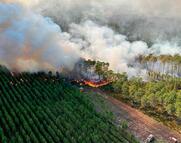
[{"xmin": 85, "ymin": 88, "xmax": 181, "ymax": 143}]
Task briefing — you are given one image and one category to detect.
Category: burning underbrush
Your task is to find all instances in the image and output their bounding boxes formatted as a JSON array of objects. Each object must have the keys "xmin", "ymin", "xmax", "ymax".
[
  {"xmin": 84, "ymin": 80, "xmax": 111, "ymax": 88},
  {"xmin": 72, "ymin": 79, "xmax": 111, "ymax": 88},
  {"xmin": 68, "ymin": 59, "xmax": 113, "ymax": 88}
]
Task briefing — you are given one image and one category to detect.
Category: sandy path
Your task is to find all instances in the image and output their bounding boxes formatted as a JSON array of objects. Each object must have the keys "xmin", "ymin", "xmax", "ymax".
[
  {"xmin": 107, "ymin": 96, "xmax": 181, "ymax": 143},
  {"xmin": 87, "ymin": 88, "xmax": 181, "ymax": 143}
]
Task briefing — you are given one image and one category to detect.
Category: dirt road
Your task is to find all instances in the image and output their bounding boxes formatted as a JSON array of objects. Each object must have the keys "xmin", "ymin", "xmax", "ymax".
[
  {"xmin": 88, "ymin": 88, "xmax": 181, "ymax": 143},
  {"xmin": 107, "ymin": 96, "xmax": 181, "ymax": 143}
]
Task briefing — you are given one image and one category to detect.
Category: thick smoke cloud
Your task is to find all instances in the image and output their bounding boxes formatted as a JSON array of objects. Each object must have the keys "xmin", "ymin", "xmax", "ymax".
[
  {"xmin": 34, "ymin": 0, "xmax": 181, "ymax": 76},
  {"xmin": 33, "ymin": 0, "xmax": 181, "ymax": 43},
  {"xmin": 0, "ymin": 3, "xmax": 80, "ymax": 72},
  {"xmin": 69, "ymin": 20, "xmax": 148, "ymax": 77},
  {"xmin": 0, "ymin": 0, "xmax": 181, "ymax": 77}
]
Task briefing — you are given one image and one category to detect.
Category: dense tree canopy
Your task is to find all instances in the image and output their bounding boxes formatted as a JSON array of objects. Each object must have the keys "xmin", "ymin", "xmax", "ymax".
[{"xmin": 0, "ymin": 66, "xmax": 137, "ymax": 143}]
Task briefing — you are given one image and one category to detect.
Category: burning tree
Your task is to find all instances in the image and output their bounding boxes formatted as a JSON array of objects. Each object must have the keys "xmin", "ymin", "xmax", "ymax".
[{"xmin": 70, "ymin": 59, "xmax": 112, "ymax": 87}]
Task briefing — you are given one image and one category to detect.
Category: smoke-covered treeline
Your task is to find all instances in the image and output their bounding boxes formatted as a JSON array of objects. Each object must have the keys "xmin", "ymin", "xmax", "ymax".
[
  {"xmin": 0, "ymin": 0, "xmax": 181, "ymax": 77},
  {"xmin": 138, "ymin": 54, "xmax": 181, "ymax": 77}
]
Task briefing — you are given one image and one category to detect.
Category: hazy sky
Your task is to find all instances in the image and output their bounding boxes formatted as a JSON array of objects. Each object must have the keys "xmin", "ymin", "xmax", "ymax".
[{"xmin": 3, "ymin": 0, "xmax": 181, "ymax": 18}]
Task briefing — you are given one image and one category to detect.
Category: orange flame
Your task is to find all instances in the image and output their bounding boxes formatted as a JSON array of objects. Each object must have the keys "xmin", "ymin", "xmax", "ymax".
[{"xmin": 84, "ymin": 80, "xmax": 110, "ymax": 88}]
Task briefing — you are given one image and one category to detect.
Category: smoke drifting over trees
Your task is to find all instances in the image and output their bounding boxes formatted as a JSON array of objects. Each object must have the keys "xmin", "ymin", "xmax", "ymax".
[
  {"xmin": 34, "ymin": 0, "xmax": 181, "ymax": 43},
  {"xmin": 0, "ymin": 0, "xmax": 181, "ymax": 76}
]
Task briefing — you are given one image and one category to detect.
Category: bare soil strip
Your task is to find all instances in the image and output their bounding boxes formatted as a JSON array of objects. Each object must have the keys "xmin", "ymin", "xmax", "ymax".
[{"xmin": 107, "ymin": 96, "xmax": 181, "ymax": 143}]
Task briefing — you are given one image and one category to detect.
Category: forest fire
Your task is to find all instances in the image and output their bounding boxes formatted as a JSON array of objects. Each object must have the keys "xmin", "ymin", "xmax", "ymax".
[
  {"xmin": 71, "ymin": 79, "xmax": 111, "ymax": 88},
  {"xmin": 83, "ymin": 80, "xmax": 111, "ymax": 88}
]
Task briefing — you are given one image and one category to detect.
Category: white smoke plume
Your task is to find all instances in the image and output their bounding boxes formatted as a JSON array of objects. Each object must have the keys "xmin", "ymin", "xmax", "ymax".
[
  {"xmin": 0, "ymin": 0, "xmax": 181, "ymax": 77},
  {"xmin": 0, "ymin": 3, "xmax": 80, "ymax": 72},
  {"xmin": 33, "ymin": 0, "xmax": 181, "ymax": 43},
  {"xmin": 69, "ymin": 20, "xmax": 149, "ymax": 77}
]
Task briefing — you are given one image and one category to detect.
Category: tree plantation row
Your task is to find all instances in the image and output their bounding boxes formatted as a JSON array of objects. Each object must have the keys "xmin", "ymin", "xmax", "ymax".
[{"xmin": 0, "ymin": 66, "xmax": 138, "ymax": 143}]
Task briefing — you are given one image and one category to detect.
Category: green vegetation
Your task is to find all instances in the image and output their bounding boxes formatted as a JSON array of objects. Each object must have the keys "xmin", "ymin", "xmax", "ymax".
[
  {"xmin": 138, "ymin": 54, "xmax": 181, "ymax": 64},
  {"xmin": 85, "ymin": 58, "xmax": 181, "ymax": 130},
  {"xmin": 120, "ymin": 120, "xmax": 128, "ymax": 130},
  {"xmin": 0, "ymin": 66, "xmax": 138, "ymax": 143},
  {"xmin": 103, "ymin": 73, "xmax": 181, "ymax": 131}
]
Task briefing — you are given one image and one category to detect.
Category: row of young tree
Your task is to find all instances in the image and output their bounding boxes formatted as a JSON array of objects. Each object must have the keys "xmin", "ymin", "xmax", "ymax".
[{"xmin": 0, "ymin": 66, "xmax": 138, "ymax": 143}]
